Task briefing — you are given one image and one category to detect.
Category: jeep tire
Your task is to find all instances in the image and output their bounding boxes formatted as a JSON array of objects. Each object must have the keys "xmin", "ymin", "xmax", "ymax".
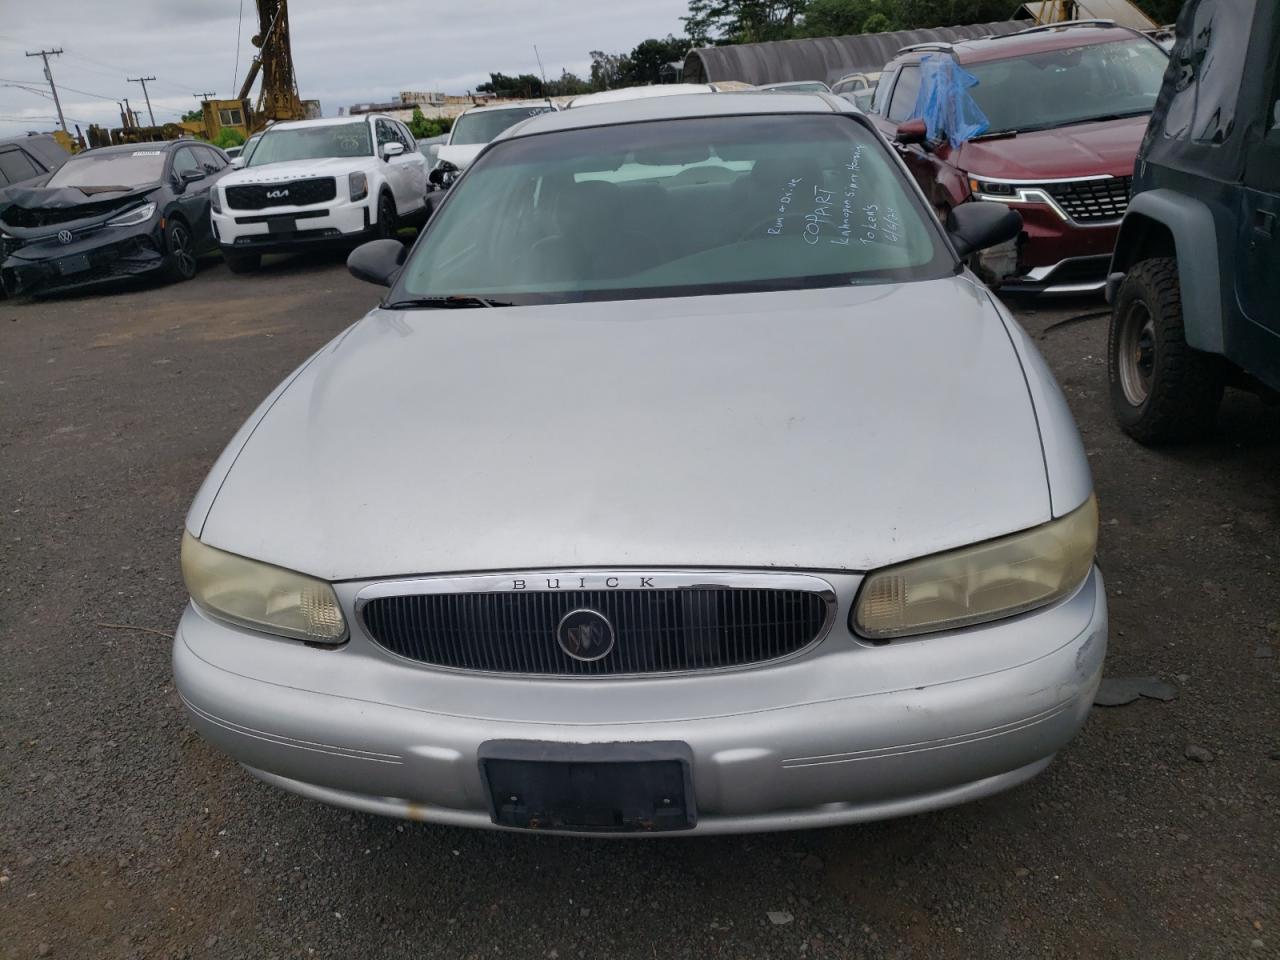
[{"xmin": 1108, "ymin": 257, "xmax": 1224, "ymax": 444}]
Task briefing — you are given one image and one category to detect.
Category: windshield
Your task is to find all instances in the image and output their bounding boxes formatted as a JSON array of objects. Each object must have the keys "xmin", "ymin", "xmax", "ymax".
[
  {"xmin": 248, "ymin": 122, "xmax": 371, "ymax": 166},
  {"xmin": 763, "ymin": 82, "xmax": 829, "ymax": 92},
  {"xmin": 46, "ymin": 149, "xmax": 166, "ymax": 188},
  {"xmin": 449, "ymin": 106, "xmax": 554, "ymax": 146},
  {"xmin": 968, "ymin": 38, "xmax": 1167, "ymax": 135},
  {"xmin": 396, "ymin": 114, "xmax": 948, "ymax": 306}
]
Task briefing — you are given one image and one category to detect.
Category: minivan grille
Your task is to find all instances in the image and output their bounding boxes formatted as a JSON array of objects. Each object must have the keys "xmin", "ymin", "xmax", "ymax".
[
  {"xmin": 1044, "ymin": 176, "xmax": 1131, "ymax": 223},
  {"xmin": 225, "ymin": 177, "xmax": 336, "ymax": 210},
  {"xmin": 361, "ymin": 587, "xmax": 831, "ymax": 676}
]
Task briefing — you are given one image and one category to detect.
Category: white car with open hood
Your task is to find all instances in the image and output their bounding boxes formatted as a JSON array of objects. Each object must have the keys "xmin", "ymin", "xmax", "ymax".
[{"xmin": 211, "ymin": 114, "xmax": 427, "ymax": 273}]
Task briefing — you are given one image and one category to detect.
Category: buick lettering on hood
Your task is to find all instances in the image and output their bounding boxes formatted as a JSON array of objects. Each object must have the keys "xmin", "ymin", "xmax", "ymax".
[{"xmin": 175, "ymin": 93, "xmax": 1107, "ymax": 835}]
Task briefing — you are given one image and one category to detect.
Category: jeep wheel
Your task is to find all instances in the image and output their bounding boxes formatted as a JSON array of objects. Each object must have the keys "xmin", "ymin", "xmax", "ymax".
[
  {"xmin": 224, "ymin": 251, "xmax": 260, "ymax": 274},
  {"xmin": 165, "ymin": 220, "xmax": 198, "ymax": 282},
  {"xmin": 1108, "ymin": 257, "xmax": 1223, "ymax": 444}
]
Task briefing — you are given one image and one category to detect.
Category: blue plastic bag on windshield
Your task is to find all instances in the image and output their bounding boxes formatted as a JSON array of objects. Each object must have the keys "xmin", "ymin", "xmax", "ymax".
[{"xmin": 911, "ymin": 55, "xmax": 989, "ymax": 148}]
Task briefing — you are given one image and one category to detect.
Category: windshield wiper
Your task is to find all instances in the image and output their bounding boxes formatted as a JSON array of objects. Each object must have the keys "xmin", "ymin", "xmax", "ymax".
[{"xmin": 383, "ymin": 295, "xmax": 515, "ymax": 309}]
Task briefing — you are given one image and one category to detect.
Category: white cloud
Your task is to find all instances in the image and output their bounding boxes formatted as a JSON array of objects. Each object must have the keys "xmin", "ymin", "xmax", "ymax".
[{"xmin": 0, "ymin": 0, "xmax": 688, "ymax": 138}]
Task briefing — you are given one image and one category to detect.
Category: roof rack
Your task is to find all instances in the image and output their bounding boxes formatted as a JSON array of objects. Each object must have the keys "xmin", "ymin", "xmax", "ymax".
[
  {"xmin": 895, "ymin": 41, "xmax": 955, "ymax": 56},
  {"xmin": 1015, "ymin": 18, "xmax": 1116, "ymax": 35}
]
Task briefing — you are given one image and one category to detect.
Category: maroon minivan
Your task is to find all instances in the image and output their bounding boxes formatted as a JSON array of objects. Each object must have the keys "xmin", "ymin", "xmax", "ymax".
[{"xmin": 867, "ymin": 21, "xmax": 1168, "ymax": 293}]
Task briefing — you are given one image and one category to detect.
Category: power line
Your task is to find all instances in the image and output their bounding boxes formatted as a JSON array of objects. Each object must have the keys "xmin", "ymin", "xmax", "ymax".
[
  {"xmin": 25, "ymin": 48, "xmax": 67, "ymax": 133},
  {"xmin": 233, "ymin": 0, "xmax": 245, "ymax": 93}
]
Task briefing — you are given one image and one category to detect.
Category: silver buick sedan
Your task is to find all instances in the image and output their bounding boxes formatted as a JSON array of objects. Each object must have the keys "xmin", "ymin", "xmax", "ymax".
[{"xmin": 175, "ymin": 94, "xmax": 1107, "ymax": 835}]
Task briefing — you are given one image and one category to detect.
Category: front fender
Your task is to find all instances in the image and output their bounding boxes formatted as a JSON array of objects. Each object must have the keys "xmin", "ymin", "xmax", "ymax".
[{"xmin": 1109, "ymin": 190, "xmax": 1223, "ymax": 355}]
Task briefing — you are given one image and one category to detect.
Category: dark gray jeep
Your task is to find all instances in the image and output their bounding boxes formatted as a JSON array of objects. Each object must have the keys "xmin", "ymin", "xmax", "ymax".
[{"xmin": 1105, "ymin": 0, "xmax": 1279, "ymax": 443}]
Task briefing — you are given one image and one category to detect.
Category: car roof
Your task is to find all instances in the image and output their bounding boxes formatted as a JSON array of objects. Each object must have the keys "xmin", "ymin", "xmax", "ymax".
[
  {"xmin": 894, "ymin": 22, "xmax": 1151, "ymax": 66},
  {"xmin": 80, "ymin": 140, "xmax": 186, "ymax": 156},
  {"xmin": 502, "ymin": 90, "xmax": 841, "ymax": 141},
  {"xmin": 460, "ymin": 99, "xmax": 555, "ymax": 115},
  {"xmin": 566, "ymin": 84, "xmax": 718, "ymax": 109},
  {"xmin": 269, "ymin": 115, "xmax": 377, "ymax": 131}
]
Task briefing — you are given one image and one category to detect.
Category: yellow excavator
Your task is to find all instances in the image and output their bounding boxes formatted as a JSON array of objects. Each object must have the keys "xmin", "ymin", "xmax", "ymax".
[{"xmin": 190, "ymin": 0, "xmax": 313, "ymax": 143}]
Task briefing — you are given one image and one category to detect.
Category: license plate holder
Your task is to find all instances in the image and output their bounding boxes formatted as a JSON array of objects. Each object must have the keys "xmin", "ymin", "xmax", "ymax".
[
  {"xmin": 56, "ymin": 254, "xmax": 90, "ymax": 276},
  {"xmin": 266, "ymin": 217, "xmax": 296, "ymax": 234},
  {"xmin": 479, "ymin": 741, "xmax": 695, "ymax": 833}
]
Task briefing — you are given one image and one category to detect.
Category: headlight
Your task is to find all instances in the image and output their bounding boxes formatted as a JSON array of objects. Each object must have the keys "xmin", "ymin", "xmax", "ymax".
[
  {"xmin": 210, "ymin": 188, "xmax": 222, "ymax": 215},
  {"xmin": 348, "ymin": 171, "xmax": 368, "ymax": 201},
  {"xmin": 180, "ymin": 531, "xmax": 347, "ymax": 643},
  {"xmin": 105, "ymin": 202, "xmax": 157, "ymax": 227},
  {"xmin": 969, "ymin": 177, "xmax": 1016, "ymax": 197},
  {"xmin": 853, "ymin": 495, "xmax": 1098, "ymax": 640}
]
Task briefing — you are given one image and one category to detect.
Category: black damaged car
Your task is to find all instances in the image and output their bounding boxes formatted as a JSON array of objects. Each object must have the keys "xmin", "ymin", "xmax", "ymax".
[{"xmin": 0, "ymin": 140, "xmax": 229, "ymax": 297}]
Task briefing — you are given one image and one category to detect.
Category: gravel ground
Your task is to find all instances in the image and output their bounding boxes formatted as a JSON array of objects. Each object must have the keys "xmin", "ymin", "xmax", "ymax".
[{"xmin": 1, "ymin": 253, "xmax": 1277, "ymax": 960}]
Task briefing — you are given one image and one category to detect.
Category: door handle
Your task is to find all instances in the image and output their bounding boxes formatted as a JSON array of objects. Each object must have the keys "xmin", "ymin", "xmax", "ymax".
[{"xmin": 1254, "ymin": 209, "xmax": 1276, "ymax": 238}]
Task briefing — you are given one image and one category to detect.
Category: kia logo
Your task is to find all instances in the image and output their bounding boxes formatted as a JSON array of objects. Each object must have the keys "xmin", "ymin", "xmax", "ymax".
[{"xmin": 266, "ymin": 189, "xmax": 289, "ymax": 199}]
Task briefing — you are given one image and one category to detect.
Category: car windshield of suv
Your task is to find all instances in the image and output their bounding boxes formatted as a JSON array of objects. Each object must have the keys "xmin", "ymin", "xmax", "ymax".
[
  {"xmin": 395, "ymin": 114, "xmax": 948, "ymax": 306},
  {"xmin": 45, "ymin": 150, "xmax": 166, "ymax": 189},
  {"xmin": 248, "ymin": 122, "xmax": 372, "ymax": 166},
  {"xmin": 968, "ymin": 37, "xmax": 1167, "ymax": 135},
  {"xmin": 449, "ymin": 106, "xmax": 554, "ymax": 145}
]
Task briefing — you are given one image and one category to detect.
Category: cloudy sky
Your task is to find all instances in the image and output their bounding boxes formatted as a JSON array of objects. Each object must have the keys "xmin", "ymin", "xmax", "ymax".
[{"xmin": 0, "ymin": 0, "xmax": 689, "ymax": 138}]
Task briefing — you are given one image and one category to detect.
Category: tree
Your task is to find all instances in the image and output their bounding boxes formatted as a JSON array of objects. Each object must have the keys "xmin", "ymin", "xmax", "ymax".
[
  {"xmin": 477, "ymin": 72, "xmax": 545, "ymax": 98},
  {"xmin": 626, "ymin": 36, "xmax": 691, "ymax": 84},
  {"xmin": 589, "ymin": 50, "xmax": 632, "ymax": 90},
  {"xmin": 213, "ymin": 127, "xmax": 244, "ymax": 148},
  {"xmin": 544, "ymin": 70, "xmax": 592, "ymax": 97},
  {"xmin": 407, "ymin": 108, "xmax": 453, "ymax": 139},
  {"xmin": 683, "ymin": 0, "xmax": 806, "ymax": 44},
  {"xmin": 181, "ymin": 108, "xmax": 203, "ymax": 123}
]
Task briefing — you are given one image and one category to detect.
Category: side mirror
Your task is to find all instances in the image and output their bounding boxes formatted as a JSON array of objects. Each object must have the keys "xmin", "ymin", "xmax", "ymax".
[
  {"xmin": 426, "ymin": 143, "xmax": 441, "ymax": 161},
  {"xmin": 179, "ymin": 168, "xmax": 205, "ymax": 185},
  {"xmin": 946, "ymin": 201, "xmax": 1022, "ymax": 259},
  {"xmin": 894, "ymin": 118, "xmax": 927, "ymax": 144},
  {"xmin": 347, "ymin": 238, "xmax": 407, "ymax": 286},
  {"xmin": 381, "ymin": 141, "xmax": 405, "ymax": 160},
  {"xmin": 229, "ymin": 156, "xmax": 245, "ymax": 169}
]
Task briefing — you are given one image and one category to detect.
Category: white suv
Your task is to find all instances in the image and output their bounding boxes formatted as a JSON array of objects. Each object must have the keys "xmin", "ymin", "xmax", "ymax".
[
  {"xmin": 432, "ymin": 100, "xmax": 556, "ymax": 178},
  {"xmin": 212, "ymin": 114, "xmax": 427, "ymax": 272}
]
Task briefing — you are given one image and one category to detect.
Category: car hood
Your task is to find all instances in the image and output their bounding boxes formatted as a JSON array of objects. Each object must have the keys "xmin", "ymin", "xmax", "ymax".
[
  {"xmin": 436, "ymin": 143, "xmax": 484, "ymax": 170},
  {"xmin": 221, "ymin": 156, "xmax": 374, "ymax": 184},
  {"xmin": 198, "ymin": 276, "xmax": 1052, "ymax": 580},
  {"xmin": 953, "ymin": 114, "xmax": 1148, "ymax": 181},
  {"xmin": 0, "ymin": 182, "xmax": 159, "ymax": 236}
]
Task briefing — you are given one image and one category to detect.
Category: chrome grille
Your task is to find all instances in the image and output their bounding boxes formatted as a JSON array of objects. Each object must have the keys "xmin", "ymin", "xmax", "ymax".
[
  {"xmin": 225, "ymin": 177, "xmax": 337, "ymax": 210},
  {"xmin": 1044, "ymin": 176, "xmax": 1131, "ymax": 223},
  {"xmin": 361, "ymin": 585, "xmax": 832, "ymax": 676}
]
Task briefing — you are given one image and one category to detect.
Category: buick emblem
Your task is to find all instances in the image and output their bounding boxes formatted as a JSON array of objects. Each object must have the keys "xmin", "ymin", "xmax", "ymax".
[
  {"xmin": 556, "ymin": 608, "xmax": 615, "ymax": 662},
  {"xmin": 57, "ymin": 229, "xmax": 73, "ymax": 244}
]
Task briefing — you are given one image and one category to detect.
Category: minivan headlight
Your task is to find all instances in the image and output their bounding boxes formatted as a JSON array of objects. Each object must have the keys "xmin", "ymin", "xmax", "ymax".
[
  {"xmin": 180, "ymin": 531, "xmax": 347, "ymax": 643},
  {"xmin": 853, "ymin": 495, "xmax": 1097, "ymax": 640},
  {"xmin": 106, "ymin": 202, "xmax": 157, "ymax": 227}
]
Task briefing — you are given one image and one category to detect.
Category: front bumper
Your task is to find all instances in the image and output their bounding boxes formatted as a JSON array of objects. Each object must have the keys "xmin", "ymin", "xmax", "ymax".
[
  {"xmin": 213, "ymin": 198, "xmax": 375, "ymax": 255},
  {"xmin": 174, "ymin": 568, "xmax": 1107, "ymax": 835},
  {"xmin": 0, "ymin": 222, "xmax": 165, "ymax": 296},
  {"xmin": 980, "ymin": 201, "xmax": 1120, "ymax": 295}
]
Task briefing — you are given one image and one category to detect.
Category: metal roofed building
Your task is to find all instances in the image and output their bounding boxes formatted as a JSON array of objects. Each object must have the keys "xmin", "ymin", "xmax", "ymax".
[{"xmin": 681, "ymin": 20, "xmax": 1029, "ymax": 86}]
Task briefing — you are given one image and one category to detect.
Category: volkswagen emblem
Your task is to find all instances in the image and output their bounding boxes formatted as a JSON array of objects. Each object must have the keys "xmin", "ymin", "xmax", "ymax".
[
  {"xmin": 57, "ymin": 229, "xmax": 73, "ymax": 245},
  {"xmin": 555, "ymin": 608, "xmax": 615, "ymax": 662}
]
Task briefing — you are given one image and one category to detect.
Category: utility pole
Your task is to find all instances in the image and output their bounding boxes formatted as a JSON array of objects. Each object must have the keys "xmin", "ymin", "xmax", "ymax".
[
  {"xmin": 128, "ymin": 76, "xmax": 157, "ymax": 126},
  {"xmin": 25, "ymin": 48, "xmax": 68, "ymax": 134},
  {"xmin": 193, "ymin": 92, "xmax": 216, "ymax": 102},
  {"xmin": 123, "ymin": 97, "xmax": 138, "ymax": 129}
]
